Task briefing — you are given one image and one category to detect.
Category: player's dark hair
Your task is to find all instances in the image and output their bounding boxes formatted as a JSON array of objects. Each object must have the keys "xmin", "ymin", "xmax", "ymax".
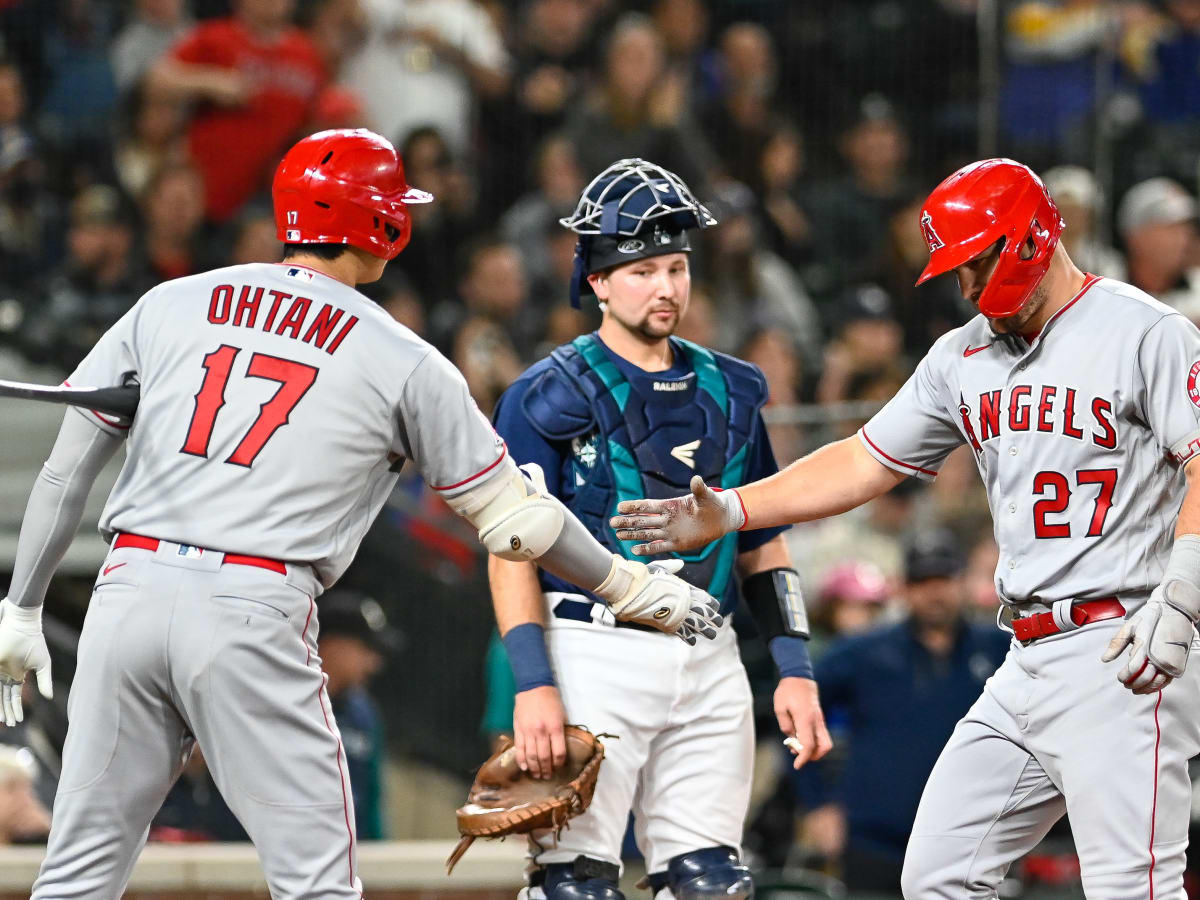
[{"xmin": 282, "ymin": 243, "xmax": 349, "ymax": 261}]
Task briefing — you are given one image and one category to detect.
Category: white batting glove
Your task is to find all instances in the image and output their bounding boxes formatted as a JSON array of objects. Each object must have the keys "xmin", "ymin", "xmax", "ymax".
[
  {"xmin": 594, "ymin": 556, "xmax": 723, "ymax": 644},
  {"xmin": 0, "ymin": 599, "xmax": 52, "ymax": 726},
  {"xmin": 610, "ymin": 475, "xmax": 746, "ymax": 556},
  {"xmin": 1102, "ymin": 582, "xmax": 1200, "ymax": 694}
]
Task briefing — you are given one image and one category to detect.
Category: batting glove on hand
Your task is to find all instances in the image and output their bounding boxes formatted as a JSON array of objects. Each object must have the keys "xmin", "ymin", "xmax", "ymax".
[
  {"xmin": 1101, "ymin": 581, "xmax": 1199, "ymax": 694},
  {"xmin": 0, "ymin": 599, "xmax": 52, "ymax": 726},
  {"xmin": 595, "ymin": 557, "xmax": 722, "ymax": 644},
  {"xmin": 610, "ymin": 475, "xmax": 746, "ymax": 556}
]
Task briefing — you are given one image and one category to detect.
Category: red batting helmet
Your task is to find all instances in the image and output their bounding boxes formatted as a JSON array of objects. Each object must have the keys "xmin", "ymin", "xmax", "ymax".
[
  {"xmin": 272, "ymin": 129, "xmax": 432, "ymax": 261},
  {"xmin": 915, "ymin": 158, "xmax": 1064, "ymax": 319}
]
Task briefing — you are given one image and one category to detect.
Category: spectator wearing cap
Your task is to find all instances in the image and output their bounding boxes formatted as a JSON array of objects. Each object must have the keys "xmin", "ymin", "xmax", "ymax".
[
  {"xmin": 21, "ymin": 184, "xmax": 148, "ymax": 373},
  {"xmin": 1041, "ymin": 165, "xmax": 1126, "ymax": 281},
  {"xmin": 806, "ymin": 561, "xmax": 892, "ymax": 659},
  {"xmin": 318, "ymin": 589, "xmax": 401, "ymax": 840},
  {"xmin": 791, "ymin": 533, "xmax": 1010, "ymax": 893},
  {"xmin": 804, "ymin": 95, "xmax": 915, "ymax": 303},
  {"xmin": 815, "ymin": 282, "xmax": 907, "ymax": 412},
  {"xmin": 1117, "ymin": 177, "xmax": 1200, "ymax": 319}
]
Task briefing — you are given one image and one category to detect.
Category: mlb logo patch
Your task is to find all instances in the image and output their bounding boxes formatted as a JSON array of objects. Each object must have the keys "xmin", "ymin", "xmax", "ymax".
[
  {"xmin": 177, "ymin": 545, "xmax": 204, "ymax": 559},
  {"xmin": 286, "ymin": 229, "xmax": 301, "ymax": 241}
]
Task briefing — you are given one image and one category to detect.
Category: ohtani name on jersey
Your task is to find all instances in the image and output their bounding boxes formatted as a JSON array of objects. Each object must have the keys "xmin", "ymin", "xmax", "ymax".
[
  {"xmin": 962, "ymin": 384, "xmax": 1117, "ymax": 450},
  {"xmin": 206, "ymin": 284, "xmax": 358, "ymax": 355}
]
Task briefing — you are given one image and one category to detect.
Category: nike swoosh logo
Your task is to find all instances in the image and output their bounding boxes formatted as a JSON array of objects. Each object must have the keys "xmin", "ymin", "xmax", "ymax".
[
  {"xmin": 102, "ymin": 563, "xmax": 127, "ymax": 576},
  {"xmin": 963, "ymin": 344, "xmax": 991, "ymax": 357}
]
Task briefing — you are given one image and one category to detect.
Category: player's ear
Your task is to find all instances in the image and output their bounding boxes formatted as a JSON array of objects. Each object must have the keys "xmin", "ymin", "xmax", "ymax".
[{"xmin": 587, "ymin": 272, "xmax": 610, "ymax": 302}]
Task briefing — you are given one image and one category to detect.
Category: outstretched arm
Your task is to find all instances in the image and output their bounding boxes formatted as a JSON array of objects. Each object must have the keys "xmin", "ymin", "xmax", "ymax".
[
  {"xmin": 0, "ymin": 410, "xmax": 124, "ymax": 724},
  {"xmin": 612, "ymin": 436, "xmax": 906, "ymax": 555}
]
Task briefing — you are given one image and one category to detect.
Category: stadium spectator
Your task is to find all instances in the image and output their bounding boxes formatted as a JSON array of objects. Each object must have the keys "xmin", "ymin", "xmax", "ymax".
[
  {"xmin": 793, "ymin": 533, "xmax": 1009, "ymax": 893},
  {"xmin": 807, "ymin": 561, "xmax": 892, "ymax": 658},
  {"xmin": 20, "ymin": 184, "xmax": 144, "ymax": 372},
  {"xmin": 37, "ymin": 0, "xmax": 120, "ymax": 147},
  {"xmin": 815, "ymin": 282, "xmax": 906, "ymax": 408},
  {"xmin": 1126, "ymin": 0, "xmax": 1200, "ymax": 185},
  {"xmin": 499, "ymin": 133, "xmax": 585, "ymax": 295},
  {"xmin": 450, "ymin": 236, "xmax": 532, "ymax": 413},
  {"xmin": 999, "ymin": 0, "xmax": 1118, "ymax": 167},
  {"xmin": 295, "ymin": 0, "xmax": 367, "ymax": 76},
  {"xmin": 738, "ymin": 326, "xmax": 805, "ymax": 463},
  {"xmin": 703, "ymin": 180, "xmax": 822, "ymax": 368},
  {"xmin": 805, "ymin": 95, "xmax": 915, "ymax": 303},
  {"xmin": 701, "ymin": 21, "xmax": 780, "ymax": 189},
  {"xmin": 1117, "ymin": 176, "xmax": 1200, "ymax": 316},
  {"xmin": 650, "ymin": 0, "xmax": 713, "ymax": 109},
  {"xmin": 0, "ymin": 62, "xmax": 55, "ymax": 295},
  {"xmin": 483, "ymin": 0, "xmax": 595, "ymax": 211},
  {"xmin": 317, "ymin": 589, "xmax": 401, "ymax": 841},
  {"xmin": 755, "ymin": 122, "xmax": 816, "ymax": 273},
  {"xmin": 564, "ymin": 13, "xmax": 717, "ymax": 193},
  {"xmin": 109, "ymin": 0, "xmax": 191, "ymax": 94},
  {"xmin": 1041, "ymin": 164, "xmax": 1127, "ymax": 280},
  {"xmin": 148, "ymin": 0, "xmax": 329, "ymax": 223},
  {"xmin": 112, "ymin": 78, "xmax": 188, "ymax": 202},
  {"xmin": 340, "ymin": 0, "xmax": 509, "ymax": 155},
  {"xmin": 138, "ymin": 164, "xmax": 208, "ymax": 282},
  {"xmin": 395, "ymin": 127, "xmax": 477, "ymax": 312}
]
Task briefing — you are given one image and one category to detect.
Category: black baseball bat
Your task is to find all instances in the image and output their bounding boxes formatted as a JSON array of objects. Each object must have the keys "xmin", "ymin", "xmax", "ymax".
[{"xmin": 0, "ymin": 379, "xmax": 140, "ymax": 420}]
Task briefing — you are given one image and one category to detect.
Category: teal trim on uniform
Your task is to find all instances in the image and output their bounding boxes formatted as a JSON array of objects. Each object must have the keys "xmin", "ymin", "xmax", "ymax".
[
  {"xmin": 573, "ymin": 335, "xmax": 630, "ymax": 412},
  {"xmin": 608, "ymin": 440, "xmax": 646, "ymax": 557},
  {"xmin": 569, "ymin": 332, "xmax": 743, "ymax": 600},
  {"xmin": 677, "ymin": 338, "xmax": 727, "ymax": 413}
]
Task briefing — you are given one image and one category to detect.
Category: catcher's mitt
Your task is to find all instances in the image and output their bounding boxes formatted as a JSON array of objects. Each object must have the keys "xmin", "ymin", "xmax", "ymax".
[{"xmin": 445, "ymin": 725, "xmax": 607, "ymax": 874}]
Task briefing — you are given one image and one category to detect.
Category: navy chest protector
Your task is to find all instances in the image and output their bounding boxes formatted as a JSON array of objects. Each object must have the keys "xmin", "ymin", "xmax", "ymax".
[{"xmin": 521, "ymin": 334, "xmax": 766, "ymax": 603}]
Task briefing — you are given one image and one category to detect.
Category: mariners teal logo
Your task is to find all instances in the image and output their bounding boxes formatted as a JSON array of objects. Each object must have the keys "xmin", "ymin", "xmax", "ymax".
[{"xmin": 572, "ymin": 434, "xmax": 598, "ymax": 468}]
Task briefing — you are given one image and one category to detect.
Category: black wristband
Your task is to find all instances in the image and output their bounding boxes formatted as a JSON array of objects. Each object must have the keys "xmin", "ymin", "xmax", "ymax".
[{"xmin": 742, "ymin": 567, "xmax": 810, "ymax": 641}]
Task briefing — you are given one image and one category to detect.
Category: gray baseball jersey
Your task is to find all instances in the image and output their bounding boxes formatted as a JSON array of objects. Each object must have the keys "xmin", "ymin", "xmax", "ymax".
[
  {"xmin": 859, "ymin": 274, "xmax": 1200, "ymax": 605},
  {"xmin": 863, "ymin": 274, "xmax": 1200, "ymax": 897},
  {"xmin": 68, "ymin": 262, "xmax": 505, "ymax": 586}
]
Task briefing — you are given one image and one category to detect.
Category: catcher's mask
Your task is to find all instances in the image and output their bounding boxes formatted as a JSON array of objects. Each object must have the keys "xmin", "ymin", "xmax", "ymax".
[
  {"xmin": 272, "ymin": 128, "xmax": 433, "ymax": 261},
  {"xmin": 559, "ymin": 158, "xmax": 716, "ymax": 308},
  {"xmin": 915, "ymin": 158, "xmax": 1064, "ymax": 319}
]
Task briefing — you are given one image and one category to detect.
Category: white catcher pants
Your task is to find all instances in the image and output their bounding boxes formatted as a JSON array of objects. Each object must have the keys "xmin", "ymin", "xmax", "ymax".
[{"xmin": 532, "ymin": 594, "xmax": 755, "ymax": 875}]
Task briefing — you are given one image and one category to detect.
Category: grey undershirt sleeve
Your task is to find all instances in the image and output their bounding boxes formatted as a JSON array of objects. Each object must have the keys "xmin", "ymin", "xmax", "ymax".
[{"xmin": 8, "ymin": 411, "xmax": 124, "ymax": 609}]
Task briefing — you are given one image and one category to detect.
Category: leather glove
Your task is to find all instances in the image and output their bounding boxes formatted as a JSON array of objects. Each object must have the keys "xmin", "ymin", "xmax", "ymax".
[
  {"xmin": 1102, "ymin": 581, "xmax": 1200, "ymax": 694},
  {"xmin": 0, "ymin": 599, "xmax": 53, "ymax": 726},
  {"xmin": 610, "ymin": 475, "xmax": 746, "ymax": 556},
  {"xmin": 594, "ymin": 557, "xmax": 722, "ymax": 644}
]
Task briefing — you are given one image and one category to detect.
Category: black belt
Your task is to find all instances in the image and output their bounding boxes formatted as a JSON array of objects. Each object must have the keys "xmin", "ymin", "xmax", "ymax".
[{"xmin": 552, "ymin": 598, "xmax": 662, "ymax": 635}]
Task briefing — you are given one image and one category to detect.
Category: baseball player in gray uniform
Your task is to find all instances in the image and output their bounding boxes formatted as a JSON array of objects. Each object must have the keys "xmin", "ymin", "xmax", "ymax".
[
  {"xmin": 612, "ymin": 158, "xmax": 1200, "ymax": 899},
  {"xmin": 0, "ymin": 128, "xmax": 721, "ymax": 899}
]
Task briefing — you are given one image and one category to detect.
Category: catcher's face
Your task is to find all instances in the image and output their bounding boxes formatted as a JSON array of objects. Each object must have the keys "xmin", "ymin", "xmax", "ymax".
[{"xmin": 590, "ymin": 253, "xmax": 690, "ymax": 341}]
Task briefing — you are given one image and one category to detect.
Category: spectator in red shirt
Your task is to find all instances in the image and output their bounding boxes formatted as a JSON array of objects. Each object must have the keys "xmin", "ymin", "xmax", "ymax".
[{"xmin": 147, "ymin": 0, "xmax": 329, "ymax": 223}]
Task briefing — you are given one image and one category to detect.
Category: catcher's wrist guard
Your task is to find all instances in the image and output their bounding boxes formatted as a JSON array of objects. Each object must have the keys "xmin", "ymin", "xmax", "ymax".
[
  {"xmin": 446, "ymin": 726, "xmax": 607, "ymax": 874},
  {"xmin": 743, "ymin": 568, "xmax": 809, "ymax": 640}
]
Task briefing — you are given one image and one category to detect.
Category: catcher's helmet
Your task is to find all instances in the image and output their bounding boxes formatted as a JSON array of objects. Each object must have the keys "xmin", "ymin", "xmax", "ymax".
[
  {"xmin": 272, "ymin": 129, "xmax": 432, "ymax": 261},
  {"xmin": 915, "ymin": 158, "xmax": 1063, "ymax": 319},
  {"xmin": 559, "ymin": 158, "xmax": 716, "ymax": 307}
]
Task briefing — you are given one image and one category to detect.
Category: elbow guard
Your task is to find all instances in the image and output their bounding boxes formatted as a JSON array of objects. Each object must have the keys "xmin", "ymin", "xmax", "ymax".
[
  {"xmin": 742, "ymin": 567, "xmax": 810, "ymax": 640},
  {"xmin": 444, "ymin": 461, "xmax": 566, "ymax": 561}
]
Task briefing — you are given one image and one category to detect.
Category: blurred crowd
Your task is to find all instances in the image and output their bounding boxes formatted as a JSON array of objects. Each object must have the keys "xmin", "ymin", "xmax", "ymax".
[{"xmin": 2, "ymin": 0, "xmax": 1200, "ymax": 894}]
